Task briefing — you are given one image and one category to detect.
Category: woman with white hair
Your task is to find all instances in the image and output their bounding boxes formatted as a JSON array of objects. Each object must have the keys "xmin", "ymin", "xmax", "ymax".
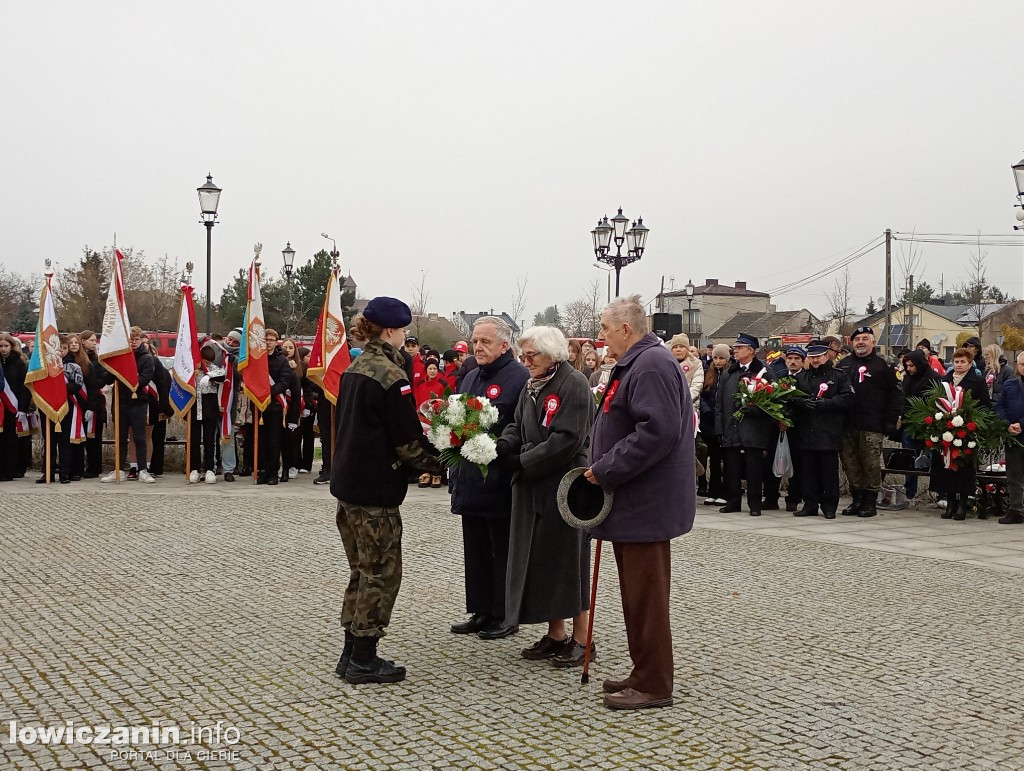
[{"xmin": 496, "ymin": 325, "xmax": 596, "ymax": 667}]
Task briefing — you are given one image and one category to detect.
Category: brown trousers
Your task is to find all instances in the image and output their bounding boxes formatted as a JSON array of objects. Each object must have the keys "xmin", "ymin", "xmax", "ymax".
[{"xmin": 612, "ymin": 541, "xmax": 674, "ymax": 698}]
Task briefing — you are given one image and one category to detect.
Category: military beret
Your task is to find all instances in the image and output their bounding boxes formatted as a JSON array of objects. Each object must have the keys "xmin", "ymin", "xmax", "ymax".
[
  {"xmin": 852, "ymin": 326, "xmax": 874, "ymax": 337},
  {"xmin": 364, "ymin": 297, "xmax": 412, "ymax": 329}
]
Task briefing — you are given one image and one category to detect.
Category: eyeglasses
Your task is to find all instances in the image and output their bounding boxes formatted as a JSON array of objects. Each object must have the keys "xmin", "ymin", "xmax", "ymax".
[{"xmin": 521, "ymin": 351, "xmax": 541, "ymax": 361}]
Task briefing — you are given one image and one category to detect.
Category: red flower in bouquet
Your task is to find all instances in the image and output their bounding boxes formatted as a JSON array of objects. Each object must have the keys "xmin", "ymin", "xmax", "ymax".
[
  {"xmin": 925, "ymin": 416, "xmax": 934, "ymax": 425},
  {"xmin": 966, "ymin": 421, "xmax": 977, "ymax": 431}
]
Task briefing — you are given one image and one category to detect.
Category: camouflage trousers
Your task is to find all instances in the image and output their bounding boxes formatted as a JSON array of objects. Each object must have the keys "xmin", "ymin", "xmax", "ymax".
[
  {"xmin": 840, "ymin": 431, "xmax": 884, "ymax": 493},
  {"xmin": 336, "ymin": 501, "xmax": 403, "ymax": 639}
]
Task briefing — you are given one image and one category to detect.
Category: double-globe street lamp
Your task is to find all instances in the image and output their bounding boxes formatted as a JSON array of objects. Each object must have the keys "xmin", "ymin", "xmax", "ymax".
[
  {"xmin": 196, "ymin": 174, "xmax": 222, "ymax": 335},
  {"xmin": 591, "ymin": 207, "xmax": 649, "ymax": 298}
]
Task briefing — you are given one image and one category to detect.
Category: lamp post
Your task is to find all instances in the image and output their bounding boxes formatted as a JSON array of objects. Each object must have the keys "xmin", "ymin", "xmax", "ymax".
[
  {"xmin": 684, "ymin": 279, "xmax": 695, "ymax": 338},
  {"xmin": 196, "ymin": 173, "xmax": 222, "ymax": 335},
  {"xmin": 592, "ymin": 263, "xmax": 612, "ymax": 304},
  {"xmin": 1012, "ymin": 156, "xmax": 1024, "ymax": 297},
  {"xmin": 591, "ymin": 207, "xmax": 648, "ymax": 297},
  {"xmin": 321, "ymin": 232, "xmax": 340, "ymax": 269},
  {"xmin": 282, "ymin": 241, "xmax": 296, "ymax": 336}
]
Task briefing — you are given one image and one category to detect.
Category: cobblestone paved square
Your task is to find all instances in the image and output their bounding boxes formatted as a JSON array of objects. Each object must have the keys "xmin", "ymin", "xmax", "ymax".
[{"xmin": 1, "ymin": 479, "xmax": 1022, "ymax": 769}]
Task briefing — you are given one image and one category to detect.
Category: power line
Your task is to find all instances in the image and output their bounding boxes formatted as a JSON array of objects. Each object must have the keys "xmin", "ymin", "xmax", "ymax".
[{"xmin": 769, "ymin": 239, "xmax": 885, "ymax": 296}]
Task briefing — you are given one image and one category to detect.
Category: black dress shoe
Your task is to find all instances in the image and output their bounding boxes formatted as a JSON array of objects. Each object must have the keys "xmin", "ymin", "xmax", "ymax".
[
  {"xmin": 255, "ymin": 473, "xmax": 268, "ymax": 485},
  {"xmin": 35, "ymin": 475, "xmax": 52, "ymax": 484},
  {"xmin": 551, "ymin": 639, "xmax": 595, "ymax": 668},
  {"xmin": 521, "ymin": 634, "xmax": 568, "ymax": 660},
  {"xmin": 794, "ymin": 506, "xmax": 819, "ymax": 517},
  {"xmin": 224, "ymin": 473, "xmax": 235, "ymax": 482},
  {"xmin": 267, "ymin": 477, "xmax": 278, "ymax": 486},
  {"xmin": 822, "ymin": 510, "xmax": 836, "ymax": 519},
  {"xmin": 749, "ymin": 510, "xmax": 761, "ymax": 517},
  {"xmin": 279, "ymin": 475, "xmax": 289, "ymax": 483},
  {"xmin": 719, "ymin": 503, "xmax": 742, "ymax": 513},
  {"xmin": 760, "ymin": 500, "xmax": 780, "ymax": 511},
  {"xmin": 477, "ymin": 622, "xmax": 518, "ymax": 640},
  {"xmin": 785, "ymin": 501, "xmax": 799, "ymax": 512},
  {"xmin": 450, "ymin": 613, "xmax": 490, "ymax": 635},
  {"xmin": 59, "ymin": 477, "xmax": 71, "ymax": 485}
]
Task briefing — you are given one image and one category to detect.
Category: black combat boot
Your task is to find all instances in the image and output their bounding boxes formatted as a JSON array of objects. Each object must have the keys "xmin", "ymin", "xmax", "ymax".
[
  {"xmin": 344, "ymin": 636, "xmax": 407, "ymax": 684},
  {"xmin": 952, "ymin": 494, "xmax": 968, "ymax": 521},
  {"xmin": 841, "ymin": 490, "xmax": 862, "ymax": 516},
  {"xmin": 335, "ymin": 631, "xmax": 354, "ymax": 677},
  {"xmin": 858, "ymin": 490, "xmax": 878, "ymax": 517},
  {"xmin": 941, "ymin": 494, "xmax": 956, "ymax": 519}
]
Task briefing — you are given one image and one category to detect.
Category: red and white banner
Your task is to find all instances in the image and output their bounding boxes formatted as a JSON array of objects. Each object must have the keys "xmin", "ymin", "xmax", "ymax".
[
  {"xmin": 98, "ymin": 249, "xmax": 139, "ymax": 393},
  {"xmin": 238, "ymin": 259, "xmax": 271, "ymax": 411},
  {"xmin": 307, "ymin": 268, "xmax": 351, "ymax": 405},
  {"xmin": 25, "ymin": 273, "xmax": 69, "ymax": 426}
]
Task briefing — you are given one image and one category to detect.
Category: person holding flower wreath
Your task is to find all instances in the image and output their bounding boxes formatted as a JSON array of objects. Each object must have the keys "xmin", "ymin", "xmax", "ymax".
[
  {"xmin": 929, "ymin": 347, "xmax": 992, "ymax": 520},
  {"xmin": 448, "ymin": 316, "xmax": 529, "ymax": 640}
]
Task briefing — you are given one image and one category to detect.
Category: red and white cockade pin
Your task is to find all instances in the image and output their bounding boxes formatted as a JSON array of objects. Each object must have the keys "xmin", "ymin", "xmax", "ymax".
[
  {"xmin": 485, "ymin": 384, "xmax": 502, "ymax": 399},
  {"xmin": 541, "ymin": 394, "xmax": 561, "ymax": 427}
]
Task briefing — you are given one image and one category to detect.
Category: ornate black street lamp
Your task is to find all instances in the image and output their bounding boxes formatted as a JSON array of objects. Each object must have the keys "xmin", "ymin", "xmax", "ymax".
[
  {"xmin": 282, "ymin": 242, "xmax": 296, "ymax": 336},
  {"xmin": 592, "ymin": 207, "xmax": 649, "ymax": 297},
  {"xmin": 196, "ymin": 174, "xmax": 221, "ymax": 334}
]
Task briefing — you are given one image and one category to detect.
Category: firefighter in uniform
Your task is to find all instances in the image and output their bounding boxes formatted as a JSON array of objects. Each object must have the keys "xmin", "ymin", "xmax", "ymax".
[{"xmin": 330, "ymin": 296, "xmax": 442, "ymax": 684}]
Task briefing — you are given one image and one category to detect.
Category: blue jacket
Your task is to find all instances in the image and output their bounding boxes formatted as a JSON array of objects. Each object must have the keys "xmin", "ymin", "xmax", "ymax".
[
  {"xmin": 996, "ymin": 374, "xmax": 1024, "ymax": 426},
  {"xmin": 589, "ymin": 334, "xmax": 696, "ymax": 543},
  {"xmin": 450, "ymin": 349, "xmax": 529, "ymax": 519}
]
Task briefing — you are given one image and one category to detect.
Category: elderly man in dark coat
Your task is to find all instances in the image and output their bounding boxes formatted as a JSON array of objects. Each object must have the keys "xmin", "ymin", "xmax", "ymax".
[
  {"xmin": 714, "ymin": 333, "xmax": 777, "ymax": 517},
  {"xmin": 585, "ymin": 295, "xmax": 695, "ymax": 711},
  {"xmin": 497, "ymin": 325, "xmax": 595, "ymax": 666},
  {"xmin": 449, "ymin": 316, "xmax": 529, "ymax": 640}
]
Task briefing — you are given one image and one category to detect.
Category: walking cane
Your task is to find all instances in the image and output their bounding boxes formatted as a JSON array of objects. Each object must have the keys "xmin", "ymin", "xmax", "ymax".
[{"xmin": 581, "ymin": 538, "xmax": 602, "ymax": 685}]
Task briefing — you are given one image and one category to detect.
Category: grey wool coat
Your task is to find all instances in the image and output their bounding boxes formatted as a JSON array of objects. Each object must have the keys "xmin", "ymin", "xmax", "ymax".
[
  {"xmin": 589, "ymin": 334, "xmax": 697, "ymax": 543},
  {"xmin": 499, "ymin": 362, "xmax": 594, "ymax": 625}
]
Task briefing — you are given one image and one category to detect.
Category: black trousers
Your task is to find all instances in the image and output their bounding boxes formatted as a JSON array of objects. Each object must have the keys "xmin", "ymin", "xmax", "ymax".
[
  {"xmin": 299, "ymin": 413, "xmax": 315, "ymax": 471},
  {"xmin": 800, "ymin": 449, "xmax": 840, "ymax": 513},
  {"xmin": 84, "ymin": 417, "xmax": 105, "ymax": 476},
  {"xmin": 42, "ymin": 415, "xmax": 74, "ymax": 480},
  {"xmin": 118, "ymin": 400, "xmax": 149, "ymax": 471},
  {"xmin": 282, "ymin": 422, "xmax": 300, "ymax": 473},
  {"xmin": 19, "ymin": 434, "xmax": 32, "ymax": 475},
  {"xmin": 317, "ymin": 398, "xmax": 333, "ymax": 471},
  {"xmin": 461, "ymin": 516, "xmax": 511, "ymax": 620},
  {"xmin": 785, "ymin": 448, "xmax": 803, "ymax": 506},
  {"xmin": 149, "ymin": 419, "xmax": 167, "ymax": 475},
  {"xmin": 240, "ymin": 423, "xmax": 254, "ymax": 472},
  {"xmin": 258, "ymin": 407, "xmax": 283, "ymax": 477},
  {"xmin": 0, "ymin": 411, "xmax": 20, "ymax": 480},
  {"xmin": 723, "ymin": 447, "xmax": 765, "ymax": 511}
]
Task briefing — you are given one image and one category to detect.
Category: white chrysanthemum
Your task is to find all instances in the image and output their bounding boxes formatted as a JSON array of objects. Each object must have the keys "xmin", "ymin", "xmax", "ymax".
[
  {"xmin": 967, "ymin": 440, "xmax": 977, "ymax": 449},
  {"xmin": 934, "ymin": 413, "xmax": 943, "ymax": 421},
  {"xmin": 460, "ymin": 433, "xmax": 497, "ymax": 465},
  {"xmin": 931, "ymin": 436, "xmax": 940, "ymax": 443},
  {"xmin": 953, "ymin": 439, "xmax": 963, "ymax": 447},
  {"xmin": 444, "ymin": 400, "xmax": 466, "ymax": 425},
  {"xmin": 941, "ymin": 431, "xmax": 954, "ymax": 442},
  {"xmin": 478, "ymin": 404, "xmax": 500, "ymax": 429},
  {"xmin": 951, "ymin": 415, "xmax": 964, "ymax": 427},
  {"xmin": 429, "ymin": 425, "xmax": 452, "ymax": 450}
]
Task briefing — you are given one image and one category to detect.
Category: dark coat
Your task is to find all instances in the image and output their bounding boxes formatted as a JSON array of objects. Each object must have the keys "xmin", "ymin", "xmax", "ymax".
[
  {"xmin": 83, "ymin": 350, "xmax": 107, "ymax": 420},
  {"xmin": 996, "ymin": 373, "xmax": 1024, "ymax": 426},
  {"xmin": 1, "ymin": 352, "xmax": 30, "ymax": 411},
  {"xmin": 588, "ymin": 334, "xmax": 696, "ymax": 543},
  {"xmin": 902, "ymin": 349, "xmax": 941, "ymax": 400},
  {"xmin": 792, "ymin": 362, "xmax": 856, "ymax": 451},
  {"xmin": 148, "ymin": 356, "xmax": 173, "ymax": 424},
  {"xmin": 943, "ymin": 368, "xmax": 991, "ymax": 409},
  {"xmin": 500, "ymin": 361, "xmax": 593, "ymax": 625},
  {"xmin": 836, "ymin": 352, "xmax": 902, "ymax": 434},
  {"xmin": 450, "ymin": 349, "xmax": 529, "ymax": 519},
  {"xmin": 500, "ymin": 362, "xmax": 594, "ymax": 520},
  {"xmin": 714, "ymin": 357, "xmax": 776, "ymax": 450}
]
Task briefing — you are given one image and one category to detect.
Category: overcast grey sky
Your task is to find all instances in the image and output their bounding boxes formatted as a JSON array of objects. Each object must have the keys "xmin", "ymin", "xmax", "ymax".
[{"xmin": 3, "ymin": 1, "xmax": 1023, "ymax": 327}]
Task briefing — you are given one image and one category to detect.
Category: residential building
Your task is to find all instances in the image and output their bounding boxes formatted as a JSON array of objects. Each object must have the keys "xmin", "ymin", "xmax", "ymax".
[
  {"xmin": 708, "ymin": 309, "xmax": 819, "ymax": 346},
  {"xmin": 852, "ymin": 302, "xmax": 974, "ymax": 361},
  {"xmin": 655, "ymin": 279, "xmax": 772, "ymax": 344}
]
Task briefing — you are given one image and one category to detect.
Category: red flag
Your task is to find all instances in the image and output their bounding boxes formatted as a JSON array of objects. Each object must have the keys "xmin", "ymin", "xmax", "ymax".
[
  {"xmin": 238, "ymin": 258, "xmax": 271, "ymax": 410},
  {"xmin": 97, "ymin": 249, "xmax": 139, "ymax": 392},
  {"xmin": 25, "ymin": 274, "xmax": 69, "ymax": 425},
  {"xmin": 307, "ymin": 269, "xmax": 351, "ymax": 405}
]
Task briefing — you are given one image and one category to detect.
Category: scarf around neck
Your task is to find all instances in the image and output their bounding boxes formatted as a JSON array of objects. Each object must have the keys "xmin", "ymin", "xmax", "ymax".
[{"xmin": 526, "ymin": 363, "xmax": 559, "ymax": 400}]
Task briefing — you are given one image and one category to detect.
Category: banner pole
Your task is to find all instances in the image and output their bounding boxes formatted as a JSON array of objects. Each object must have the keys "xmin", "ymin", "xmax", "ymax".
[
  {"xmin": 330, "ymin": 403, "xmax": 335, "ymax": 471},
  {"xmin": 185, "ymin": 405, "xmax": 192, "ymax": 481},
  {"xmin": 253, "ymin": 406, "xmax": 260, "ymax": 485},
  {"xmin": 45, "ymin": 418, "xmax": 52, "ymax": 484},
  {"xmin": 114, "ymin": 387, "xmax": 121, "ymax": 483}
]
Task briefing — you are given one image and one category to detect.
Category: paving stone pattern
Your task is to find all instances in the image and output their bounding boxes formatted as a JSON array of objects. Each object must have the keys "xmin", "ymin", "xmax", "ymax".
[{"xmin": 0, "ymin": 482, "xmax": 1022, "ymax": 769}]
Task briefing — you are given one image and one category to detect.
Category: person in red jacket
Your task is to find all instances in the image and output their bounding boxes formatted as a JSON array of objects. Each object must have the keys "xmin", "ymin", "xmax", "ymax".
[
  {"xmin": 916, "ymin": 339, "xmax": 946, "ymax": 375},
  {"xmin": 414, "ymin": 357, "xmax": 448, "ymax": 488}
]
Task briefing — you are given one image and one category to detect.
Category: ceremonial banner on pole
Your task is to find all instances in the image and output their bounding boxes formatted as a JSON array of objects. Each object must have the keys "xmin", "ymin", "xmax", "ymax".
[
  {"xmin": 25, "ymin": 273, "xmax": 68, "ymax": 425},
  {"xmin": 98, "ymin": 248, "xmax": 139, "ymax": 392},
  {"xmin": 169, "ymin": 284, "xmax": 201, "ymax": 417},
  {"xmin": 307, "ymin": 268, "xmax": 351, "ymax": 404},
  {"xmin": 238, "ymin": 258, "xmax": 271, "ymax": 410}
]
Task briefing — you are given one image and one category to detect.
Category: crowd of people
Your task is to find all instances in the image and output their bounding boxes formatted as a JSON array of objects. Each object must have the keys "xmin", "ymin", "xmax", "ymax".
[{"xmin": 4, "ymin": 300, "xmax": 1022, "ymax": 712}]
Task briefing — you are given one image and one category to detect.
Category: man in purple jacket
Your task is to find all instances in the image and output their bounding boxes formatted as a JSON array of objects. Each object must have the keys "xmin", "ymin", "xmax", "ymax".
[{"xmin": 584, "ymin": 295, "xmax": 696, "ymax": 710}]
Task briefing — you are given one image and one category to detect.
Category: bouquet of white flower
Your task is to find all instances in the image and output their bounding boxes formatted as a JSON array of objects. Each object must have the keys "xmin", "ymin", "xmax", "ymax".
[{"xmin": 421, "ymin": 393, "xmax": 500, "ymax": 478}]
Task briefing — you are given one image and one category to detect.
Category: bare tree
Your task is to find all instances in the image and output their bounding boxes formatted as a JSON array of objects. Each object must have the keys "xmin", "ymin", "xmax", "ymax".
[
  {"xmin": 508, "ymin": 276, "xmax": 528, "ymax": 334},
  {"xmin": 560, "ymin": 281, "xmax": 603, "ymax": 339},
  {"xmin": 825, "ymin": 268, "xmax": 855, "ymax": 337},
  {"xmin": 956, "ymin": 235, "xmax": 989, "ymax": 339},
  {"xmin": 409, "ymin": 271, "xmax": 431, "ymax": 338}
]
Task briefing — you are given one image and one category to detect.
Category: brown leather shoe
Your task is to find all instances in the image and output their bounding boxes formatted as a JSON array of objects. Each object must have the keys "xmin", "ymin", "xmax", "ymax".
[
  {"xmin": 602, "ymin": 676, "xmax": 633, "ymax": 694},
  {"xmin": 603, "ymin": 687, "xmax": 673, "ymax": 710}
]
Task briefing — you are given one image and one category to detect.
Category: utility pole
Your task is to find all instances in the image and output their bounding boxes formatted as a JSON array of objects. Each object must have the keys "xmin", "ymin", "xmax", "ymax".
[
  {"xmin": 659, "ymin": 275, "xmax": 665, "ymax": 312},
  {"xmin": 907, "ymin": 274, "xmax": 915, "ymax": 353},
  {"xmin": 884, "ymin": 228, "xmax": 892, "ymax": 356}
]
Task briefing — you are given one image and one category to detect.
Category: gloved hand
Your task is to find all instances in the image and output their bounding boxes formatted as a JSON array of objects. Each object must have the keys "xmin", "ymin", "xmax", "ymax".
[
  {"xmin": 287, "ymin": 423, "xmax": 298, "ymax": 431},
  {"xmin": 301, "ymin": 409, "xmax": 311, "ymax": 418},
  {"xmin": 495, "ymin": 438, "xmax": 512, "ymax": 457},
  {"xmin": 803, "ymin": 399, "xmax": 819, "ymax": 412},
  {"xmin": 495, "ymin": 452, "xmax": 522, "ymax": 472}
]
